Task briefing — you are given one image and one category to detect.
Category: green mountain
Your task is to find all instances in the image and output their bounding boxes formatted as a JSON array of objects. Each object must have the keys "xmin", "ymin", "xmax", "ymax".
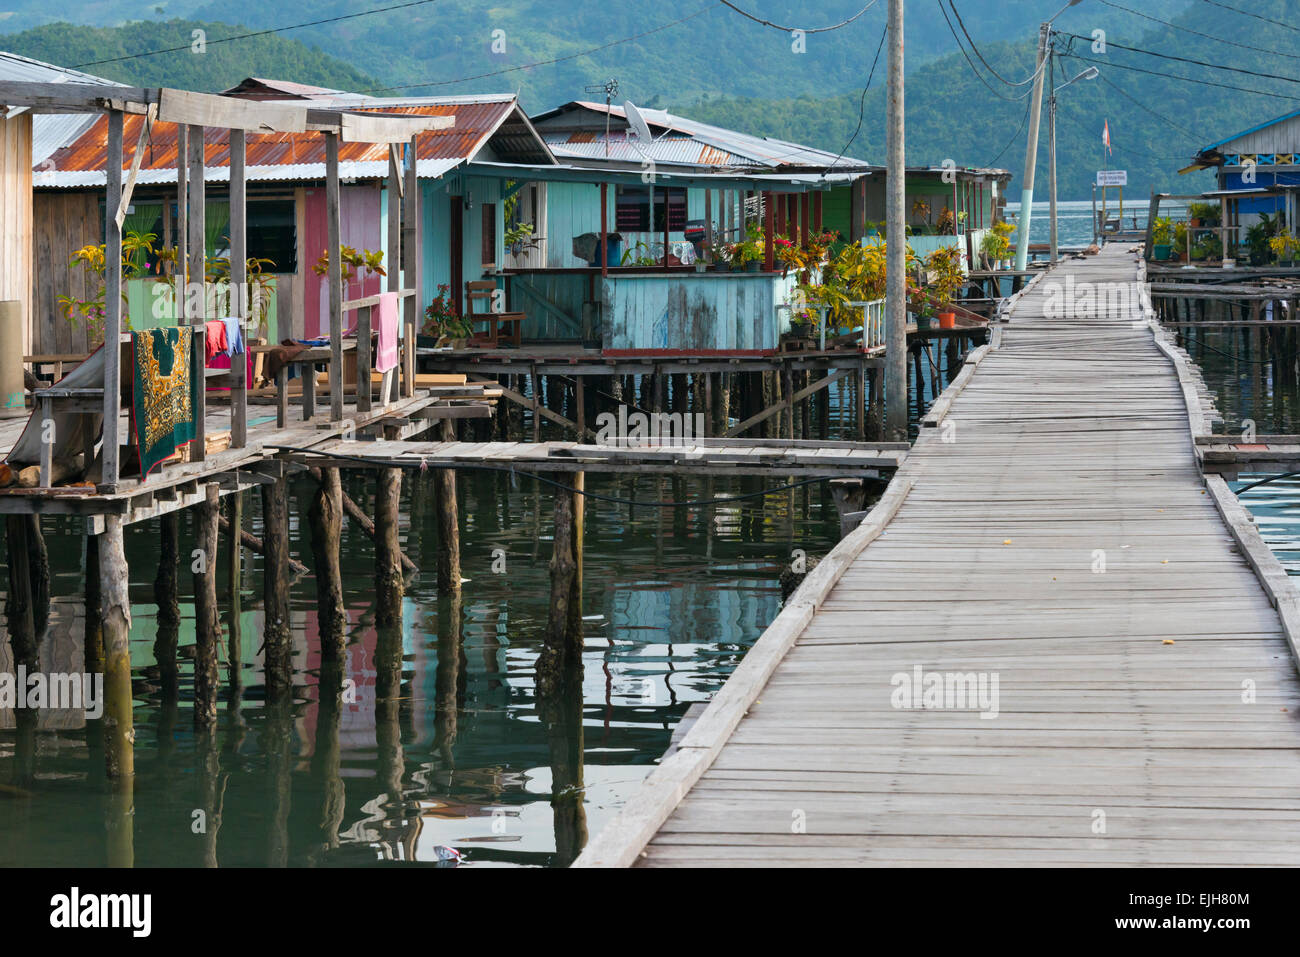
[
  {"xmin": 0, "ymin": 19, "xmax": 380, "ymax": 91},
  {"xmin": 5, "ymin": 0, "xmax": 1291, "ymax": 200}
]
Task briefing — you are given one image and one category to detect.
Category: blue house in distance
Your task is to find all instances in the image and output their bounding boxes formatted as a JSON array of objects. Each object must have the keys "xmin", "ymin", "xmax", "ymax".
[{"xmin": 1186, "ymin": 110, "xmax": 1300, "ymax": 223}]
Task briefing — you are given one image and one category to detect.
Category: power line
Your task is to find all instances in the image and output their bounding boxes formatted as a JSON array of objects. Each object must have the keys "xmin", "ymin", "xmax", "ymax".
[
  {"xmin": 824, "ymin": 23, "xmax": 889, "ymax": 175},
  {"xmin": 1098, "ymin": 0, "xmax": 1300, "ymax": 62},
  {"xmin": 1198, "ymin": 0, "xmax": 1300, "ymax": 36},
  {"xmin": 938, "ymin": 0, "xmax": 1040, "ymax": 102},
  {"xmin": 985, "ymin": 97, "xmax": 1032, "ymax": 168},
  {"xmin": 947, "ymin": 0, "xmax": 1039, "ymax": 86},
  {"xmin": 1084, "ymin": 65, "xmax": 1197, "ymax": 137},
  {"xmin": 73, "ymin": 0, "xmax": 444, "ymax": 68},
  {"xmin": 1058, "ymin": 32, "xmax": 1300, "ymax": 87},
  {"xmin": 716, "ymin": 0, "xmax": 880, "ymax": 34},
  {"xmin": 363, "ymin": 4, "xmax": 717, "ymax": 92},
  {"xmin": 1065, "ymin": 51, "xmax": 1300, "ymax": 102}
]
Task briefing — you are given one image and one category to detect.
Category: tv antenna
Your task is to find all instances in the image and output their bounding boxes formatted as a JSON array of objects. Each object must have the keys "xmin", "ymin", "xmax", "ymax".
[{"xmin": 585, "ymin": 77, "xmax": 619, "ymax": 158}]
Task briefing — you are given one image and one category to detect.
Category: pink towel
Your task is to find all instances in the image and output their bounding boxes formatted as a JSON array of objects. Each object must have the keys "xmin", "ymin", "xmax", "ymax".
[{"xmin": 375, "ymin": 292, "xmax": 399, "ymax": 373}]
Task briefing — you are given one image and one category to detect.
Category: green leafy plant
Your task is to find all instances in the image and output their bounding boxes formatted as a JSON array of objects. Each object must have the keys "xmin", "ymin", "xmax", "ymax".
[
  {"xmin": 57, "ymin": 229, "xmax": 169, "ymax": 343},
  {"xmin": 1246, "ymin": 212, "xmax": 1282, "ymax": 265},
  {"xmin": 313, "ymin": 245, "xmax": 386, "ymax": 285},
  {"xmin": 206, "ymin": 254, "xmax": 278, "ymax": 333},
  {"xmin": 422, "ymin": 283, "xmax": 472, "ymax": 340},
  {"xmin": 1187, "ymin": 201, "xmax": 1221, "ymax": 227},
  {"xmin": 504, "ymin": 221, "xmax": 537, "ymax": 255},
  {"xmin": 1269, "ymin": 228, "xmax": 1300, "ymax": 262},
  {"xmin": 924, "ymin": 244, "xmax": 965, "ymax": 308},
  {"xmin": 727, "ymin": 222, "xmax": 765, "ymax": 269},
  {"xmin": 1151, "ymin": 217, "xmax": 1174, "ymax": 246}
]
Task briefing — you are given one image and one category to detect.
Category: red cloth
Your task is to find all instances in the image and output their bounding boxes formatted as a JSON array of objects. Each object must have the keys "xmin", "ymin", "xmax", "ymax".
[{"xmin": 204, "ymin": 320, "xmax": 228, "ymax": 362}]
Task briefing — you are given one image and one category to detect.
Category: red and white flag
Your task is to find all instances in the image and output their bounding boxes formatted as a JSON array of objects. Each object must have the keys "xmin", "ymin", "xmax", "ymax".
[{"xmin": 1103, "ymin": 119, "xmax": 1112, "ymax": 157}]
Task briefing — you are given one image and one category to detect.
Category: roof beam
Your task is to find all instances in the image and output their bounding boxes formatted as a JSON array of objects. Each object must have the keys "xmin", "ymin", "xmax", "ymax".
[
  {"xmin": 0, "ymin": 81, "xmax": 153, "ymax": 114},
  {"xmin": 305, "ymin": 109, "xmax": 453, "ymax": 142},
  {"xmin": 158, "ymin": 88, "xmax": 307, "ymax": 132}
]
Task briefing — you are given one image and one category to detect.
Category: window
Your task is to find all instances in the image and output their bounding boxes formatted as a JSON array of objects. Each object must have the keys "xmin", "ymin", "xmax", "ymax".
[
  {"xmin": 247, "ymin": 200, "xmax": 297, "ymax": 273},
  {"xmin": 616, "ymin": 186, "xmax": 687, "ymax": 232},
  {"xmin": 481, "ymin": 202, "xmax": 497, "ymax": 268}
]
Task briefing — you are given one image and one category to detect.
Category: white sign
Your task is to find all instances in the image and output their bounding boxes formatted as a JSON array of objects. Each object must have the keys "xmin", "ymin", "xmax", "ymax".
[{"xmin": 1096, "ymin": 169, "xmax": 1128, "ymax": 186}]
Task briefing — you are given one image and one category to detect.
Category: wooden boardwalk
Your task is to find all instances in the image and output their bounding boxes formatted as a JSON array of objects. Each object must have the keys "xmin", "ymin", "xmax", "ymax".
[{"xmin": 577, "ymin": 246, "xmax": 1300, "ymax": 867}]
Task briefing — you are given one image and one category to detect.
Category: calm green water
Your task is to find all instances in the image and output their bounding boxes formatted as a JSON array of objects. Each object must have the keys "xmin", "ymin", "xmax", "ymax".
[{"xmin": 0, "ymin": 468, "xmax": 841, "ymax": 868}]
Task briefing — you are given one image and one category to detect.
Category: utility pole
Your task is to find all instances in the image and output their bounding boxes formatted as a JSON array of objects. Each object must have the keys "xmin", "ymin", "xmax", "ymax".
[
  {"xmin": 885, "ymin": 0, "xmax": 907, "ymax": 442},
  {"xmin": 1048, "ymin": 46, "xmax": 1058, "ymax": 263},
  {"xmin": 1014, "ymin": 22, "xmax": 1050, "ymax": 272}
]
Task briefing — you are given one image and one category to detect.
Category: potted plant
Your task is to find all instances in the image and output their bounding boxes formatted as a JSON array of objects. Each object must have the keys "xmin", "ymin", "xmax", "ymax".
[
  {"xmin": 1187, "ymin": 201, "xmax": 1220, "ymax": 230},
  {"xmin": 422, "ymin": 284, "xmax": 472, "ymax": 347},
  {"xmin": 925, "ymin": 245, "xmax": 964, "ymax": 329},
  {"xmin": 1271, "ymin": 228, "xmax": 1300, "ymax": 266},
  {"xmin": 313, "ymin": 244, "xmax": 386, "ymax": 300},
  {"xmin": 1150, "ymin": 217, "xmax": 1174, "ymax": 261},
  {"xmin": 1174, "ymin": 221, "xmax": 1189, "ymax": 263},
  {"xmin": 730, "ymin": 222, "xmax": 765, "ymax": 272}
]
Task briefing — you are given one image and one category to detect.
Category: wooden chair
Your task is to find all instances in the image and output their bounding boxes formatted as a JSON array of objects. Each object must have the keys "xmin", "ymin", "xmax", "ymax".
[{"xmin": 464, "ymin": 280, "xmax": 524, "ymax": 348}]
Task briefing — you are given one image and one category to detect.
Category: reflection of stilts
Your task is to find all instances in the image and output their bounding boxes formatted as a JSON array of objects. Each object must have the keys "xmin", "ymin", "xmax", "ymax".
[
  {"xmin": 193, "ymin": 483, "xmax": 221, "ymax": 729},
  {"xmin": 433, "ymin": 590, "xmax": 463, "ymax": 769},
  {"xmin": 6, "ymin": 515, "xmax": 41, "ymax": 789},
  {"xmin": 98, "ymin": 515, "xmax": 135, "ymax": 864},
  {"xmin": 262, "ymin": 476, "xmax": 293, "ymax": 701},
  {"xmin": 312, "ymin": 661, "xmax": 346, "ymax": 858},
  {"xmin": 375, "ymin": 622, "xmax": 416, "ymax": 860},
  {"xmin": 195, "ymin": 727, "xmax": 225, "ymax": 868},
  {"xmin": 263, "ymin": 699, "xmax": 293, "ymax": 867}
]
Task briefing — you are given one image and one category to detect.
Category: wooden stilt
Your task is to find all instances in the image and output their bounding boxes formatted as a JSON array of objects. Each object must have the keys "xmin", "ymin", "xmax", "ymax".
[
  {"xmin": 26, "ymin": 515, "xmax": 48, "ymax": 635},
  {"xmin": 99, "ymin": 516, "xmax": 133, "ymax": 780},
  {"xmin": 85, "ymin": 532, "xmax": 104, "ymax": 677},
  {"xmin": 309, "ymin": 466, "xmax": 346, "ymax": 657},
  {"xmin": 225, "ymin": 490, "xmax": 243, "ymax": 599},
  {"xmin": 435, "ymin": 417, "xmax": 461, "ymax": 596},
  {"xmin": 375, "ymin": 464, "xmax": 404, "ymax": 627},
  {"xmin": 5, "ymin": 516, "xmax": 37, "ymax": 666}
]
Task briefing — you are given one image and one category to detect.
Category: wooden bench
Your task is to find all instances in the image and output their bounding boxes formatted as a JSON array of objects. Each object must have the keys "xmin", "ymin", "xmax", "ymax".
[{"xmin": 465, "ymin": 279, "xmax": 524, "ymax": 348}]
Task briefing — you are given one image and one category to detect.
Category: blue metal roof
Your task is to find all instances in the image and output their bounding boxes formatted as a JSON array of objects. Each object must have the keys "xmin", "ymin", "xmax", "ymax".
[{"xmin": 1202, "ymin": 110, "xmax": 1300, "ymax": 152}]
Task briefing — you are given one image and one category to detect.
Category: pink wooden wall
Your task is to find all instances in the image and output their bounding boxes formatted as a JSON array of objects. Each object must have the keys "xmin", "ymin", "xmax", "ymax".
[{"xmin": 302, "ymin": 184, "xmax": 383, "ymax": 340}]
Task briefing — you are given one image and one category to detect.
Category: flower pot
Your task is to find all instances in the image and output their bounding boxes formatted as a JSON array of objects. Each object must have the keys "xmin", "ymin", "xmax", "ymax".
[
  {"xmin": 1189, "ymin": 217, "xmax": 1202, "ymax": 228},
  {"xmin": 937, "ymin": 311, "xmax": 957, "ymax": 330},
  {"xmin": 1152, "ymin": 244, "xmax": 1171, "ymax": 261},
  {"xmin": 693, "ymin": 262, "xmax": 707, "ymax": 273},
  {"xmin": 745, "ymin": 260, "xmax": 761, "ymax": 273}
]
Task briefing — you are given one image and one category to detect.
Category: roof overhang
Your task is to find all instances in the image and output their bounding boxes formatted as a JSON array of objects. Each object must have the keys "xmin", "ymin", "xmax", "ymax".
[{"xmin": 466, "ymin": 160, "xmax": 862, "ymax": 191}]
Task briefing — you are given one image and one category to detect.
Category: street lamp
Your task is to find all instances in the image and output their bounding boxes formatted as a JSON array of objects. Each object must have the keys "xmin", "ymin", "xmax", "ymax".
[
  {"xmin": 1015, "ymin": 0, "xmax": 1086, "ymax": 272},
  {"xmin": 1049, "ymin": 64, "xmax": 1099, "ymax": 262}
]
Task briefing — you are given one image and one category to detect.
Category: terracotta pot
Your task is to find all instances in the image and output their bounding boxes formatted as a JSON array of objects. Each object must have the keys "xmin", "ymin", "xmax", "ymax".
[{"xmin": 937, "ymin": 312, "xmax": 957, "ymax": 330}]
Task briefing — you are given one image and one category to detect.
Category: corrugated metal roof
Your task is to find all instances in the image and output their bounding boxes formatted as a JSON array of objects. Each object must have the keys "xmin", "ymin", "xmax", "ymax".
[
  {"xmin": 533, "ymin": 101, "xmax": 871, "ymax": 170},
  {"xmin": 0, "ymin": 50, "xmax": 121, "ymax": 166},
  {"xmin": 34, "ymin": 96, "xmax": 546, "ymax": 187},
  {"xmin": 543, "ymin": 134, "xmax": 752, "ymax": 167}
]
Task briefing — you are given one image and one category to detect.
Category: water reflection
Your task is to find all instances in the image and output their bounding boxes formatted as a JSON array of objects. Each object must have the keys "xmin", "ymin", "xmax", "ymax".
[{"xmin": 0, "ymin": 469, "xmax": 838, "ymax": 867}]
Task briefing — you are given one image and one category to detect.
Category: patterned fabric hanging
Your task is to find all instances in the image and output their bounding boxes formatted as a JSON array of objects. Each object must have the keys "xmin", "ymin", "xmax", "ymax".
[{"xmin": 131, "ymin": 328, "xmax": 198, "ymax": 476}]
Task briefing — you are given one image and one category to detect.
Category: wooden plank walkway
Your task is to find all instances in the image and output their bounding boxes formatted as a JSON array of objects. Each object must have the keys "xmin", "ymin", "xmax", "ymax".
[{"xmin": 576, "ymin": 246, "xmax": 1300, "ymax": 867}]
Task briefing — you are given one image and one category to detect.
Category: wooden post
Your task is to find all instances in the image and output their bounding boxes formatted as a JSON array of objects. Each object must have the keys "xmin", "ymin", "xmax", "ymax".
[
  {"xmin": 175, "ymin": 123, "xmax": 187, "ymax": 313},
  {"xmin": 85, "ymin": 532, "xmax": 104, "ymax": 678},
  {"xmin": 763, "ymin": 191, "xmax": 776, "ymax": 271},
  {"xmin": 155, "ymin": 510, "xmax": 180, "ymax": 625},
  {"xmin": 230, "ymin": 127, "xmax": 248, "ymax": 447},
  {"xmin": 186, "ymin": 125, "xmax": 206, "ymax": 324},
  {"xmin": 262, "ymin": 477, "xmax": 293, "ymax": 699},
  {"xmin": 357, "ymin": 304, "xmax": 373, "ymax": 414},
  {"xmin": 375, "ymin": 462, "xmax": 404, "ymax": 627},
  {"xmin": 531, "ymin": 369, "xmax": 542, "ymax": 442},
  {"xmin": 309, "ymin": 466, "xmax": 346, "ymax": 657},
  {"xmin": 325, "ymin": 131, "xmax": 344, "ymax": 421},
  {"xmin": 600, "ymin": 183, "xmax": 609, "ymax": 279},
  {"xmin": 225, "ymin": 491, "xmax": 242, "ymax": 600},
  {"xmin": 402, "ymin": 134, "xmax": 420, "ymax": 399},
  {"xmin": 193, "ymin": 483, "xmax": 221, "ymax": 728},
  {"xmin": 103, "ymin": 110, "xmax": 124, "ymax": 489},
  {"xmin": 5, "ymin": 516, "xmax": 37, "ymax": 667},
  {"xmin": 99, "ymin": 516, "xmax": 133, "ymax": 779},
  {"xmin": 434, "ymin": 416, "xmax": 461, "ymax": 595}
]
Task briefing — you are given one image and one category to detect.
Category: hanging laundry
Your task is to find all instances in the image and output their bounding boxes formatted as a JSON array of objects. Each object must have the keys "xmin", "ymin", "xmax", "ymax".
[
  {"xmin": 221, "ymin": 316, "xmax": 245, "ymax": 356},
  {"xmin": 203, "ymin": 320, "xmax": 228, "ymax": 362},
  {"xmin": 131, "ymin": 328, "xmax": 199, "ymax": 476},
  {"xmin": 376, "ymin": 292, "xmax": 399, "ymax": 373}
]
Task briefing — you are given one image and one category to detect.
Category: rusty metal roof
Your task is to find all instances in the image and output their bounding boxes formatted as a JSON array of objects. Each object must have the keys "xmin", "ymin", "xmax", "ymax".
[{"xmin": 34, "ymin": 94, "xmax": 553, "ymax": 188}]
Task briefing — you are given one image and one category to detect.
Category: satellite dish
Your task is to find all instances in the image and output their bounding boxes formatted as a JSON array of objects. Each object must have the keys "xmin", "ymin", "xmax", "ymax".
[{"xmin": 623, "ymin": 100, "xmax": 653, "ymax": 146}]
